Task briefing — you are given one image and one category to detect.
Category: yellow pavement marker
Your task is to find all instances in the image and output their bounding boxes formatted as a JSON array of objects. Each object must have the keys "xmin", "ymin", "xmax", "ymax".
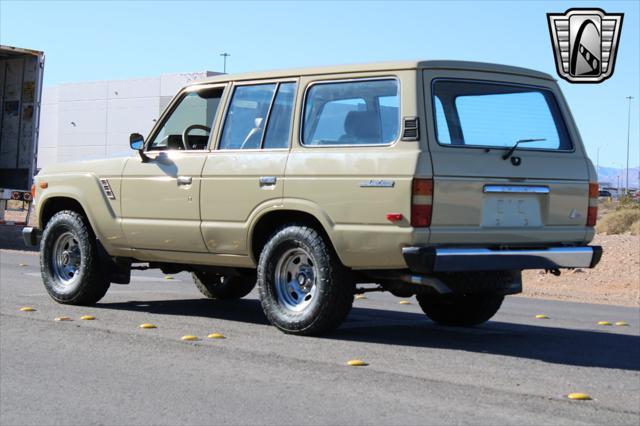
[
  {"xmin": 535, "ymin": 314, "xmax": 549, "ymax": 319},
  {"xmin": 355, "ymin": 295, "xmax": 367, "ymax": 300},
  {"xmin": 398, "ymin": 300, "xmax": 411, "ymax": 305},
  {"xmin": 19, "ymin": 307, "xmax": 36, "ymax": 312},
  {"xmin": 597, "ymin": 321, "xmax": 612, "ymax": 326},
  {"xmin": 207, "ymin": 333, "xmax": 226, "ymax": 339},
  {"xmin": 80, "ymin": 315, "xmax": 96, "ymax": 321},
  {"xmin": 567, "ymin": 393, "xmax": 592, "ymax": 400},
  {"xmin": 164, "ymin": 275, "xmax": 174, "ymax": 280},
  {"xmin": 615, "ymin": 321, "xmax": 629, "ymax": 326},
  {"xmin": 139, "ymin": 323, "xmax": 157, "ymax": 329},
  {"xmin": 181, "ymin": 335, "xmax": 199, "ymax": 341},
  {"xmin": 54, "ymin": 316, "xmax": 72, "ymax": 321},
  {"xmin": 347, "ymin": 359, "xmax": 368, "ymax": 367}
]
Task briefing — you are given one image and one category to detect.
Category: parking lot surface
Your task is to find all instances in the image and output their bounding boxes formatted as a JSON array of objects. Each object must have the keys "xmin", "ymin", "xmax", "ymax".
[{"xmin": 1, "ymin": 249, "xmax": 639, "ymax": 425}]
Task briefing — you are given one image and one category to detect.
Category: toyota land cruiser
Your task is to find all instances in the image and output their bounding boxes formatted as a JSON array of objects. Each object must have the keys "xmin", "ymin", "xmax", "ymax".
[{"xmin": 24, "ymin": 61, "xmax": 602, "ymax": 335}]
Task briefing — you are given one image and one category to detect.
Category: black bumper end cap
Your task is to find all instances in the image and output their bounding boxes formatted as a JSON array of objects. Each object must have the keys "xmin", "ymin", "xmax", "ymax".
[{"xmin": 22, "ymin": 227, "xmax": 40, "ymax": 247}]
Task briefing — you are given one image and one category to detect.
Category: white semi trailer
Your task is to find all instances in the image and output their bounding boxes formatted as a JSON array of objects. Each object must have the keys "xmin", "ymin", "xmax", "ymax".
[{"xmin": 0, "ymin": 45, "xmax": 44, "ymax": 225}]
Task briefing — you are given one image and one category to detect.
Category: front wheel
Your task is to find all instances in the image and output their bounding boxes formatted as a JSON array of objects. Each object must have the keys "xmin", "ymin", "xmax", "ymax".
[
  {"xmin": 257, "ymin": 225, "xmax": 354, "ymax": 335},
  {"xmin": 416, "ymin": 293, "xmax": 504, "ymax": 327},
  {"xmin": 40, "ymin": 210, "xmax": 110, "ymax": 305},
  {"xmin": 192, "ymin": 271, "xmax": 256, "ymax": 299}
]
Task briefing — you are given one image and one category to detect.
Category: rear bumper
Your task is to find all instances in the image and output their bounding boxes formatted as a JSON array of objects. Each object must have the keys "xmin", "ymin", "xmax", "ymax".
[
  {"xmin": 22, "ymin": 227, "xmax": 40, "ymax": 247},
  {"xmin": 403, "ymin": 246, "xmax": 602, "ymax": 273}
]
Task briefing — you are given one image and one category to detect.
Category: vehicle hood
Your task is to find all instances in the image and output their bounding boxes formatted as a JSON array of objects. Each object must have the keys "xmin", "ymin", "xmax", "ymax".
[{"xmin": 37, "ymin": 156, "xmax": 131, "ymax": 178}]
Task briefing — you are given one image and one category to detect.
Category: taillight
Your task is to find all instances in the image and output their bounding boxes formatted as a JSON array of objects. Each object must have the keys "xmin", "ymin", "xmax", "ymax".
[
  {"xmin": 587, "ymin": 182, "xmax": 598, "ymax": 227},
  {"xmin": 411, "ymin": 178, "xmax": 433, "ymax": 227}
]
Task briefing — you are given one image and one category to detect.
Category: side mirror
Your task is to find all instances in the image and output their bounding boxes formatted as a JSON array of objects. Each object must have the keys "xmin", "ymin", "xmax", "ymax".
[{"xmin": 130, "ymin": 133, "xmax": 144, "ymax": 151}]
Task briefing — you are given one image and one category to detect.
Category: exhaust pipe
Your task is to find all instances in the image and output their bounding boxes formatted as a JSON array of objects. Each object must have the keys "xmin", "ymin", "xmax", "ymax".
[{"xmin": 398, "ymin": 274, "xmax": 452, "ymax": 295}]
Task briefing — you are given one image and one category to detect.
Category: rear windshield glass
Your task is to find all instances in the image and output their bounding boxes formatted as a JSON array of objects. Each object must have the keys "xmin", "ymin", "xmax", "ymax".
[{"xmin": 432, "ymin": 80, "xmax": 572, "ymax": 151}]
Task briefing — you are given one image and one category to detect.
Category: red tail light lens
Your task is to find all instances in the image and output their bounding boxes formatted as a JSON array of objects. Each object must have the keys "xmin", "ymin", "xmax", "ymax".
[
  {"xmin": 411, "ymin": 178, "xmax": 433, "ymax": 227},
  {"xmin": 587, "ymin": 182, "xmax": 598, "ymax": 227},
  {"xmin": 587, "ymin": 206, "xmax": 598, "ymax": 227}
]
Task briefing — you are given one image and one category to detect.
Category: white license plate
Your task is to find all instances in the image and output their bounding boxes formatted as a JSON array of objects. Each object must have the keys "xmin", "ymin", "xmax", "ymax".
[{"xmin": 481, "ymin": 195, "xmax": 542, "ymax": 227}]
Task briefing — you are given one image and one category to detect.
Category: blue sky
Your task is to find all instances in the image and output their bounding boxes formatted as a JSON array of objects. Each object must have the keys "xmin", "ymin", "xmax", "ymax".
[{"xmin": 1, "ymin": 0, "xmax": 638, "ymax": 168}]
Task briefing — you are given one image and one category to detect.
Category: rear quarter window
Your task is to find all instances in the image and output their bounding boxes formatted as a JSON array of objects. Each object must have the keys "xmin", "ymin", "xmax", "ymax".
[{"xmin": 302, "ymin": 79, "xmax": 400, "ymax": 146}]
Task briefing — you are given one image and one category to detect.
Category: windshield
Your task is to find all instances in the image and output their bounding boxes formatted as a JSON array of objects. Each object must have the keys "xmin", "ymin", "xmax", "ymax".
[{"xmin": 432, "ymin": 80, "xmax": 573, "ymax": 151}]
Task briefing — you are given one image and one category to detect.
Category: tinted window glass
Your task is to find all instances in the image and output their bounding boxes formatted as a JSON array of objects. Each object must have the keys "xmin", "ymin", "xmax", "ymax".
[
  {"xmin": 219, "ymin": 84, "xmax": 276, "ymax": 150},
  {"xmin": 263, "ymin": 83, "xmax": 296, "ymax": 149},
  {"xmin": 303, "ymin": 79, "xmax": 399, "ymax": 146},
  {"xmin": 148, "ymin": 87, "xmax": 222, "ymax": 151},
  {"xmin": 433, "ymin": 80, "xmax": 572, "ymax": 150}
]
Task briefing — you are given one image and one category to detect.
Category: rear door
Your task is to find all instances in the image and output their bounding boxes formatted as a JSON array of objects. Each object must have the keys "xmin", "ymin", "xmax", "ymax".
[{"xmin": 422, "ymin": 69, "xmax": 591, "ymax": 246}]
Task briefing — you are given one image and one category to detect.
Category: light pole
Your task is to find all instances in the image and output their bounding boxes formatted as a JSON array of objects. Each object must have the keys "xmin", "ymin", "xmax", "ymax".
[
  {"xmin": 220, "ymin": 52, "xmax": 231, "ymax": 73},
  {"xmin": 625, "ymin": 96, "xmax": 634, "ymax": 195}
]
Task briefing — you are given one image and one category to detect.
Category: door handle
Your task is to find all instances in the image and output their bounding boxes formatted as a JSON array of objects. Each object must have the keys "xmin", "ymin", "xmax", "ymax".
[
  {"xmin": 259, "ymin": 176, "xmax": 277, "ymax": 187},
  {"xmin": 177, "ymin": 176, "xmax": 192, "ymax": 185}
]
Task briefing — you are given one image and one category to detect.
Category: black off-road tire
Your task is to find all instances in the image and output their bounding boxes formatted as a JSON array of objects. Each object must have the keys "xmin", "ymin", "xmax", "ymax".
[
  {"xmin": 416, "ymin": 293, "xmax": 504, "ymax": 327},
  {"xmin": 257, "ymin": 225, "xmax": 354, "ymax": 335},
  {"xmin": 40, "ymin": 210, "xmax": 110, "ymax": 305},
  {"xmin": 192, "ymin": 271, "xmax": 256, "ymax": 299}
]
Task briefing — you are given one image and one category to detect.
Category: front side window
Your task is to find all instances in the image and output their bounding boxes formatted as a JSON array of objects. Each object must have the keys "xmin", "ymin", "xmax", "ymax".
[
  {"xmin": 302, "ymin": 79, "xmax": 400, "ymax": 146},
  {"xmin": 432, "ymin": 80, "xmax": 572, "ymax": 151},
  {"xmin": 148, "ymin": 87, "xmax": 223, "ymax": 151}
]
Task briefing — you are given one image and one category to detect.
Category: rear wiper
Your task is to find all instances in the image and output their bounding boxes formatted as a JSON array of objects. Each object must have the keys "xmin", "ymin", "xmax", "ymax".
[{"xmin": 502, "ymin": 138, "xmax": 546, "ymax": 160}]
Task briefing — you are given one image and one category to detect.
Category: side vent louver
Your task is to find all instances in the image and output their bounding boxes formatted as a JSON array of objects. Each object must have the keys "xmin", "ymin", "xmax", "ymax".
[
  {"xmin": 100, "ymin": 178, "xmax": 116, "ymax": 200},
  {"xmin": 401, "ymin": 116, "xmax": 419, "ymax": 141}
]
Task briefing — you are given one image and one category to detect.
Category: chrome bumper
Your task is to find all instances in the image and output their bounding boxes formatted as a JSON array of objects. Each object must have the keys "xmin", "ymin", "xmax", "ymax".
[{"xmin": 402, "ymin": 246, "xmax": 602, "ymax": 273}]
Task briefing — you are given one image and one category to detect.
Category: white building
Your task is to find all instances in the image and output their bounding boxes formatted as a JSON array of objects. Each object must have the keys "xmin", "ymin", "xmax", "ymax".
[{"xmin": 38, "ymin": 71, "xmax": 219, "ymax": 168}]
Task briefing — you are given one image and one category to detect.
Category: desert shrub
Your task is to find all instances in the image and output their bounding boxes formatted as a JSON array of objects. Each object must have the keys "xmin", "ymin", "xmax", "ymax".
[
  {"xmin": 597, "ymin": 208, "xmax": 640, "ymax": 234},
  {"xmin": 631, "ymin": 219, "xmax": 640, "ymax": 236}
]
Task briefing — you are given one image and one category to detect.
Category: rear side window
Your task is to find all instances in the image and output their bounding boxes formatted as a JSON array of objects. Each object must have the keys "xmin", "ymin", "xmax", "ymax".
[
  {"xmin": 263, "ymin": 83, "xmax": 296, "ymax": 149},
  {"xmin": 433, "ymin": 80, "xmax": 572, "ymax": 151},
  {"xmin": 303, "ymin": 79, "xmax": 399, "ymax": 146},
  {"xmin": 219, "ymin": 84, "xmax": 276, "ymax": 150}
]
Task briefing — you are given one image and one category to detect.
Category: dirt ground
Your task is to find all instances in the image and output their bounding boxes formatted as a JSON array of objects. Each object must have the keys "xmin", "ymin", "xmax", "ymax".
[{"xmin": 521, "ymin": 234, "xmax": 640, "ymax": 307}]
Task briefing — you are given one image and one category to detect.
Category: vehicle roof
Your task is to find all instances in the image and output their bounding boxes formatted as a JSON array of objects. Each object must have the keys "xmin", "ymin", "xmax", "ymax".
[{"xmin": 193, "ymin": 60, "xmax": 555, "ymax": 86}]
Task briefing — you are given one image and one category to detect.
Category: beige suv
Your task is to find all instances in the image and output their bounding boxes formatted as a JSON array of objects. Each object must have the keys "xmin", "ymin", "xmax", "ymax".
[{"xmin": 24, "ymin": 61, "xmax": 602, "ymax": 335}]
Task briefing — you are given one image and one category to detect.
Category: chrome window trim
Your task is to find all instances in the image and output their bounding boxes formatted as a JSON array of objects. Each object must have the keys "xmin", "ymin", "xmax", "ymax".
[
  {"xmin": 299, "ymin": 76, "xmax": 402, "ymax": 149},
  {"xmin": 483, "ymin": 185, "xmax": 550, "ymax": 194},
  {"xmin": 429, "ymin": 78, "xmax": 576, "ymax": 154}
]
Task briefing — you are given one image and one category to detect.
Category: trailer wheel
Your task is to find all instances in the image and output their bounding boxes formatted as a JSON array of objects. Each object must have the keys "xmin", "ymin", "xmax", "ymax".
[{"xmin": 40, "ymin": 210, "xmax": 110, "ymax": 305}]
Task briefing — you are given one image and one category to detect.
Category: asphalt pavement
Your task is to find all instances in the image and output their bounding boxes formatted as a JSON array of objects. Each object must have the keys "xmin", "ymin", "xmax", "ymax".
[{"xmin": 1, "ymin": 247, "xmax": 639, "ymax": 425}]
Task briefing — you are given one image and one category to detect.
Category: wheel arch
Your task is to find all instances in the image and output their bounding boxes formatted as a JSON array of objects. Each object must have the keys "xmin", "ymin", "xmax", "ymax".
[
  {"xmin": 249, "ymin": 209, "xmax": 345, "ymax": 266},
  {"xmin": 39, "ymin": 196, "xmax": 93, "ymax": 231}
]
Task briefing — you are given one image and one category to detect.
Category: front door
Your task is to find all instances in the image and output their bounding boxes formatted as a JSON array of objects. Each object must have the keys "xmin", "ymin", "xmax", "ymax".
[{"xmin": 121, "ymin": 84, "xmax": 226, "ymax": 252}]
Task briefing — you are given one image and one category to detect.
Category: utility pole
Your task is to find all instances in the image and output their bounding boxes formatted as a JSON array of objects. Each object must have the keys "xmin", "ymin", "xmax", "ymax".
[
  {"xmin": 625, "ymin": 96, "xmax": 634, "ymax": 195},
  {"xmin": 220, "ymin": 52, "xmax": 231, "ymax": 73}
]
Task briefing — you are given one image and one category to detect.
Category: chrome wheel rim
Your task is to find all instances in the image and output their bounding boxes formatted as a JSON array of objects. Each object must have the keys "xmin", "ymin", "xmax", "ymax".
[
  {"xmin": 51, "ymin": 231, "xmax": 82, "ymax": 293},
  {"xmin": 274, "ymin": 248, "xmax": 317, "ymax": 312}
]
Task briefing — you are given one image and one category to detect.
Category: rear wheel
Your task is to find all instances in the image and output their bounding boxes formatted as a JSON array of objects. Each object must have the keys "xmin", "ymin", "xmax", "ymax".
[
  {"xmin": 40, "ymin": 210, "xmax": 110, "ymax": 305},
  {"xmin": 257, "ymin": 225, "xmax": 354, "ymax": 335},
  {"xmin": 417, "ymin": 293, "xmax": 504, "ymax": 326},
  {"xmin": 192, "ymin": 271, "xmax": 256, "ymax": 299}
]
